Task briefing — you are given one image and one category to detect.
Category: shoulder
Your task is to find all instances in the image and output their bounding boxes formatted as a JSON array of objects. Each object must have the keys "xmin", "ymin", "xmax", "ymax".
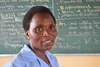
[{"xmin": 3, "ymin": 53, "xmax": 25, "ymax": 67}]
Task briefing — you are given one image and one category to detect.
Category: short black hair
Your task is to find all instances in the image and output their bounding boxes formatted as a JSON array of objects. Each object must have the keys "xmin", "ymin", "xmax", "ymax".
[{"xmin": 22, "ymin": 6, "xmax": 56, "ymax": 32}]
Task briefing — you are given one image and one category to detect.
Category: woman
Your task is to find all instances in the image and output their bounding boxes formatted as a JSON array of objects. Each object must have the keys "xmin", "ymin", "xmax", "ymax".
[{"xmin": 3, "ymin": 6, "xmax": 59, "ymax": 67}]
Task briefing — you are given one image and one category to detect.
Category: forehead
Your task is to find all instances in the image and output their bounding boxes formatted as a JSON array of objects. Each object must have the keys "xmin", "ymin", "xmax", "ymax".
[
  {"xmin": 30, "ymin": 13, "xmax": 55, "ymax": 27},
  {"xmin": 32, "ymin": 13, "xmax": 54, "ymax": 21}
]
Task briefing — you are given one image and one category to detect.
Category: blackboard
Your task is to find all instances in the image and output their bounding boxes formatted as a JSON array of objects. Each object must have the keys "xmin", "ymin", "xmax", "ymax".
[{"xmin": 0, "ymin": 0, "xmax": 100, "ymax": 54}]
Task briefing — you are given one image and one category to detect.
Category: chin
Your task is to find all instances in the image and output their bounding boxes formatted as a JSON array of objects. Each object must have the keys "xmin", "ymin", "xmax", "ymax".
[{"xmin": 46, "ymin": 47, "xmax": 53, "ymax": 50}]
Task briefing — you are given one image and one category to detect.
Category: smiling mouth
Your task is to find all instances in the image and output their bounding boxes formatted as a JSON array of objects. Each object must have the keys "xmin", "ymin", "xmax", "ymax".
[
  {"xmin": 42, "ymin": 40, "xmax": 53, "ymax": 44},
  {"xmin": 45, "ymin": 40, "xmax": 51, "ymax": 43}
]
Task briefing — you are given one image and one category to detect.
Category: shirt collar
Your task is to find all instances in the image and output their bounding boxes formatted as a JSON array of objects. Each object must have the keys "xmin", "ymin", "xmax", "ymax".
[
  {"xmin": 20, "ymin": 44, "xmax": 52, "ymax": 61},
  {"xmin": 20, "ymin": 44, "xmax": 38, "ymax": 61}
]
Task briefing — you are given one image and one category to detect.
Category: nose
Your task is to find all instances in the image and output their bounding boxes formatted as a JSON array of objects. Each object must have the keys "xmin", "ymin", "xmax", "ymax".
[{"xmin": 43, "ymin": 30, "xmax": 50, "ymax": 37}]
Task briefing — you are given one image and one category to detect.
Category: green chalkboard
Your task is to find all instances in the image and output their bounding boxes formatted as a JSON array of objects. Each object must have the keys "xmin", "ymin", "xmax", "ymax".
[{"xmin": 0, "ymin": 0, "xmax": 100, "ymax": 54}]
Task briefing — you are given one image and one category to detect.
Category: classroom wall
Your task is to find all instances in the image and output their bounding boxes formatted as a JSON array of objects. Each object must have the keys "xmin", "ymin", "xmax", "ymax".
[{"xmin": 0, "ymin": 55, "xmax": 100, "ymax": 67}]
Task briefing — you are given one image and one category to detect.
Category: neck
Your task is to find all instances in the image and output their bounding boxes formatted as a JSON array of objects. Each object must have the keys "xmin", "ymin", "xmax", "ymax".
[{"xmin": 35, "ymin": 50, "xmax": 46, "ymax": 58}]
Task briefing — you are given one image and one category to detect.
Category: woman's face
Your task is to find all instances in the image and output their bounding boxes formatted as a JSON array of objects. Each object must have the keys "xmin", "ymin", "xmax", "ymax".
[{"xmin": 26, "ymin": 13, "xmax": 57, "ymax": 51}]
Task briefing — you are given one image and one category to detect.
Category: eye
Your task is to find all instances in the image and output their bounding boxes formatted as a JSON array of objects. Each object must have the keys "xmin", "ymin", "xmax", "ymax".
[
  {"xmin": 49, "ymin": 25, "xmax": 56, "ymax": 31},
  {"xmin": 36, "ymin": 27, "xmax": 43, "ymax": 33}
]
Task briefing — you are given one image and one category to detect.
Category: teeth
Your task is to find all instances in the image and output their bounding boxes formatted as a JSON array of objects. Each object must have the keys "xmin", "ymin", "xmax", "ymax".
[{"xmin": 45, "ymin": 40, "xmax": 51, "ymax": 43}]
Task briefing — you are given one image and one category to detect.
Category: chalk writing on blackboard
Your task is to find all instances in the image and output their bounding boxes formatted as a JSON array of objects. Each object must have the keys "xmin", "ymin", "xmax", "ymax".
[{"xmin": 0, "ymin": 0, "xmax": 100, "ymax": 54}]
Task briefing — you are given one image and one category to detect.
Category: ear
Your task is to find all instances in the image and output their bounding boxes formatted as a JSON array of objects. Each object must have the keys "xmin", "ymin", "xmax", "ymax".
[{"xmin": 25, "ymin": 31, "xmax": 30, "ymax": 39}]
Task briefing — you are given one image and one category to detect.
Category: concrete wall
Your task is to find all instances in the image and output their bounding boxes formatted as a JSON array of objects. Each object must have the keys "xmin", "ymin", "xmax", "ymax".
[{"xmin": 0, "ymin": 55, "xmax": 100, "ymax": 67}]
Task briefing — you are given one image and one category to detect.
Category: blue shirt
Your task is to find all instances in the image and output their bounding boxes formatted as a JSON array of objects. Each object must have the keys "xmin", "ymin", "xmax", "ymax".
[{"xmin": 3, "ymin": 44, "xmax": 59, "ymax": 67}]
